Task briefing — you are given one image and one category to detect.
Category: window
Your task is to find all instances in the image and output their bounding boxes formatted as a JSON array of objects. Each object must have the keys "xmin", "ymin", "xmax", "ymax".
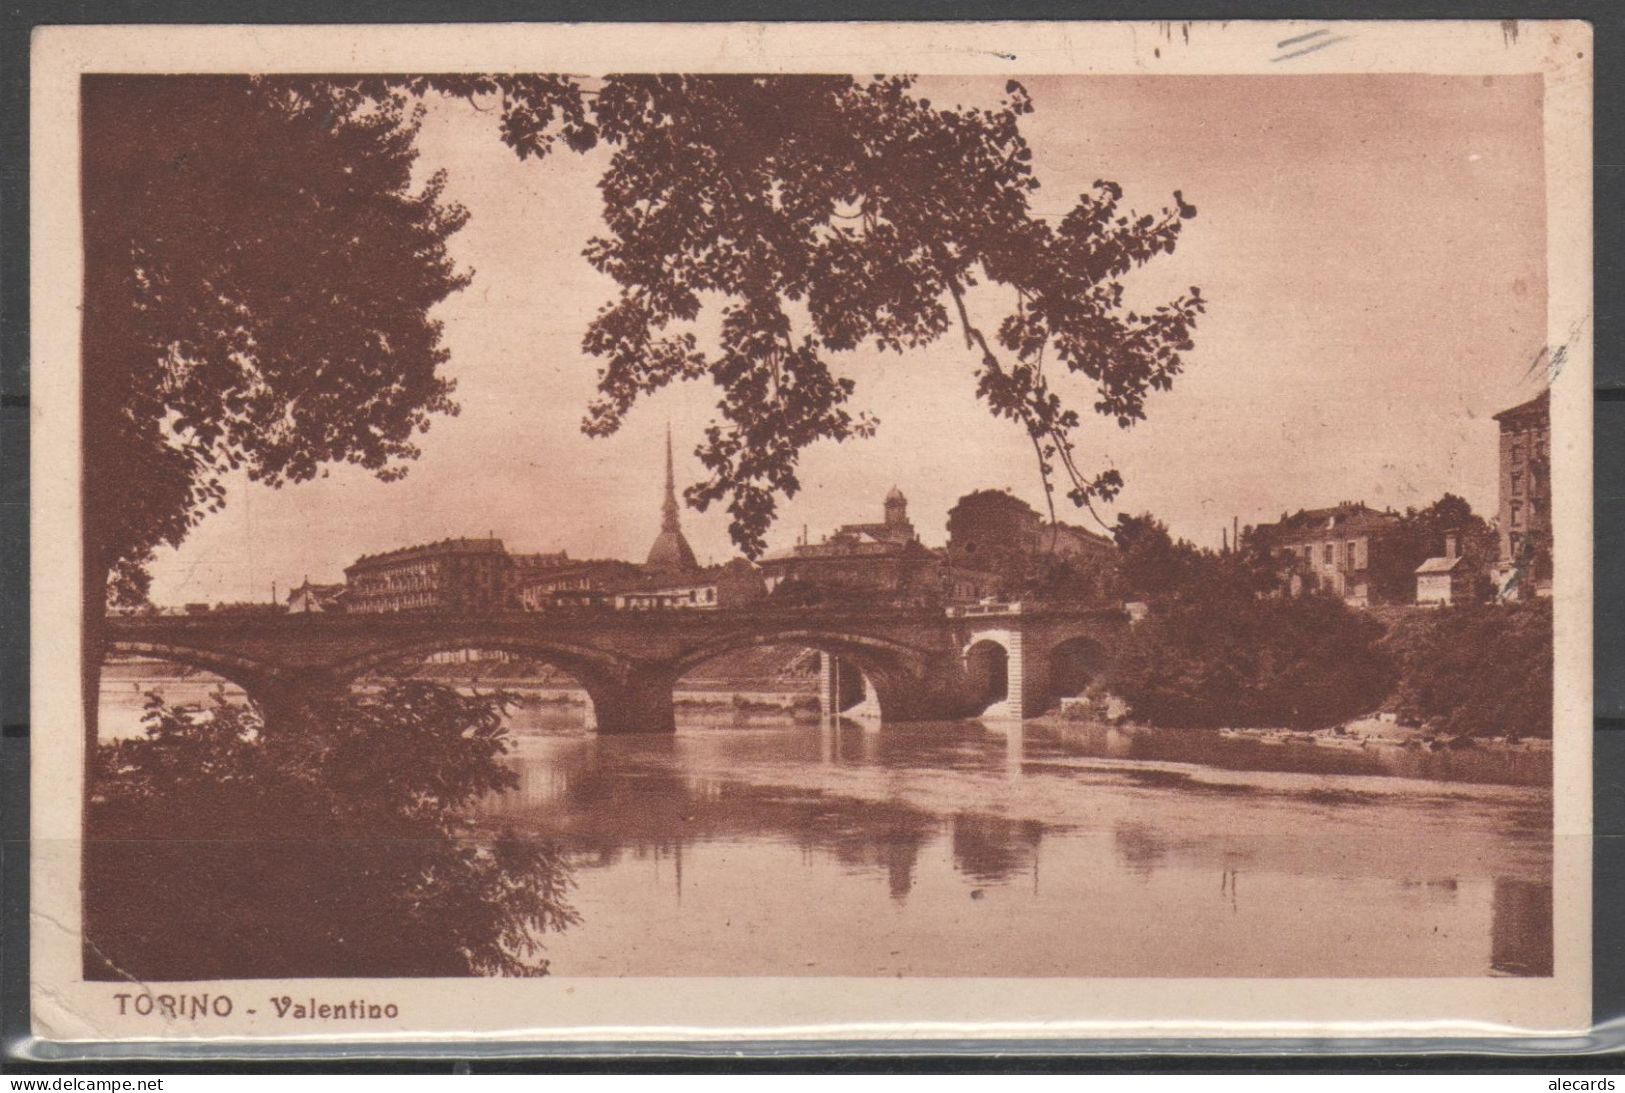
[
  {"xmin": 1323, "ymin": 543, "xmax": 1333, "ymax": 565},
  {"xmin": 1346, "ymin": 540, "xmax": 1358, "ymax": 570},
  {"xmin": 1511, "ymin": 500, "xmax": 1523, "ymax": 527},
  {"xmin": 1511, "ymin": 441, "xmax": 1525, "ymax": 465},
  {"xmin": 1511, "ymin": 470, "xmax": 1523, "ymax": 495}
]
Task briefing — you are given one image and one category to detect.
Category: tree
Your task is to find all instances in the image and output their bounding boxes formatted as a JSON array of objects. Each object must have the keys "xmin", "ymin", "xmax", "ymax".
[
  {"xmin": 1381, "ymin": 601, "xmax": 1552, "ymax": 739},
  {"xmin": 83, "ymin": 76, "xmax": 471, "ymax": 610},
  {"xmin": 1111, "ymin": 513, "xmax": 1204, "ymax": 600},
  {"xmin": 80, "ymin": 76, "xmax": 475, "ymax": 780},
  {"xmin": 1368, "ymin": 493, "xmax": 1497, "ymax": 604},
  {"xmin": 946, "ymin": 489, "xmax": 1042, "ymax": 585},
  {"xmin": 1112, "ymin": 590, "xmax": 1395, "ymax": 730},
  {"xmin": 86, "ymin": 682, "xmax": 578, "ymax": 979},
  {"xmin": 310, "ymin": 75, "xmax": 1203, "ymax": 556}
]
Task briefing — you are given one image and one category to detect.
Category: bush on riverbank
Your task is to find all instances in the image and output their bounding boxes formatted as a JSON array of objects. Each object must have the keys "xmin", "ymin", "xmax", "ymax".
[
  {"xmin": 1112, "ymin": 590, "xmax": 1394, "ymax": 730},
  {"xmin": 86, "ymin": 682, "xmax": 578, "ymax": 980},
  {"xmin": 1382, "ymin": 600, "xmax": 1552, "ymax": 739}
]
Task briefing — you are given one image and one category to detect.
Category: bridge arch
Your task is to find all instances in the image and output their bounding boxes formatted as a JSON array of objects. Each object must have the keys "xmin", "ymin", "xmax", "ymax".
[
  {"xmin": 103, "ymin": 640, "xmax": 280, "ymax": 696},
  {"xmin": 672, "ymin": 627, "xmax": 933, "ymax": 678},
  {"xmin": 1047, "ymin": 634, "xmax": 1109, "ymax": 704},
  {"xmin": 962, "ymin": 637, "xmax": 1011, "ymax": 716},
  {"xmin": 326, "ymin": 635, "xmax": 642, "ymax": 731},
  {"xmin": 327, "ymin": 634, "xmax": 634, "ymax": 686},
  {"xmin": 673, "ymin": 627, "xmax": 936, "ymax": 724}
]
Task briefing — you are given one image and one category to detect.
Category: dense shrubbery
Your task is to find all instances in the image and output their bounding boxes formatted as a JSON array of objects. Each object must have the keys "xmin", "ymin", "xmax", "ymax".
[
  {"xmin": 1383, "ymin": 600, "xmax": 1552, "ymax": 738},
  {"xmin": 86, "ymin": 682, "xmax": 576, "ymax": 980},
  {"xmin": 1111, "ymin": 589, "xmax": 1394, "ymax": 730},
  {"xmin": 1105, "ymin": 510, "xmax": 1549, "ymax": 735}
]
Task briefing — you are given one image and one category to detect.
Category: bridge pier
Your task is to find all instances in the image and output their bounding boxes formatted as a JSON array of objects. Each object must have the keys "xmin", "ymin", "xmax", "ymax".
[
  {"xmin": 247, "ymin": 673, "xmax": 346, "ymax": 736},
  {"xmin": 585, "ymin": 666, "xmax": 679, "ymax": 734},
  {"xmin": 816, "ymin": 652, "xmax": 965, "ymax": 724},
  {"xmin": 817, "ymin": 653, "xmax": 880, "ymax": 720}
]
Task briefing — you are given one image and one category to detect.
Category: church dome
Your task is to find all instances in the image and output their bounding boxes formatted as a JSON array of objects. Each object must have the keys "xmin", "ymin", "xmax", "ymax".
[
  {"xmin": 646, "ymin": 528, "xmax": 700, "ymax": 573},
  {"xmin": 886, "ymin": 486, "xmax": 906, "ymax": 503}
]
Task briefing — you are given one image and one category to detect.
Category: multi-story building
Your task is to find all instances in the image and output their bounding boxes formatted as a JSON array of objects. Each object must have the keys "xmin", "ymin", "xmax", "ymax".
[
  {"xmin": 1492, "ymin": 390, "xmax": 1552, "ymax": 599},
  {"xmin": 343, "ymin": 537, "xmax": 512, "ymax": 613},
  {"xmin": 1254, "ymin": 501, "xmax": 1403, "ymax": 607}
]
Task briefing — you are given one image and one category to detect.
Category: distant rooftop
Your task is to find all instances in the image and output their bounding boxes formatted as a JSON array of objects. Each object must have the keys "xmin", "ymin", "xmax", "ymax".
[
  {"xmin": 1256, "ymin": 502, "xmax": 1401, "ymax": 543},
  {"xmin": 1492, "ymin": 388, "xmax": 1549, "ymax": 424},
  {"xmin": 347, "ymin": 537, "xmax": 507, "ymax": 569}
]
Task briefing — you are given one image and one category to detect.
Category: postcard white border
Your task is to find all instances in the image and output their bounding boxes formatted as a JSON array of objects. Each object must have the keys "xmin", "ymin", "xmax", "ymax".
[{"xmin": 29, "ymin": 19, "xmax": 1594, "ymax": 1045}]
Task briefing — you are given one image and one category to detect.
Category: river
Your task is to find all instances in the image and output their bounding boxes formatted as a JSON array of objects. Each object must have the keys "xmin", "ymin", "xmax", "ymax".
[{"xmin": 98, "ymin": 664, "xmax": 1553, "ymax": 979}]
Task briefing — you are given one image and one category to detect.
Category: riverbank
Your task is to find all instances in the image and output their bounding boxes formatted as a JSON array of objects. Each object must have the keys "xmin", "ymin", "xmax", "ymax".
[{"xmin": 1028, "ymin": 709, "xmax": 1551, "ymax": 756}]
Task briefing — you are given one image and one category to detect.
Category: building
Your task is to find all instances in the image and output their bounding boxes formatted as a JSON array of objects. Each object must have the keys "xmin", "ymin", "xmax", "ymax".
[
  {"xmin": 1492, "ymin": 390, "xmax": 1552, "ymax": 600},
  {"xmin": 505, "ymin": 550, "xmax": 572, "ymax": 602},
  {"xmin": 343, "ymin": 537, "xmax": 512, "ymax": 613},
  {"xmin": 646, "ymin": 426, "xmax": 702, "ymax": 575},
  {"xmin": 944, "ymin": 488, "xmax": 1117, "ymax": 600},
  {"xmin": 1415, "ymin": 533, "xmax": 1474, "ymax": 606},
  {"xmin": 1253, "ymin": 501, "xmax": 1403, "ymax": 607},
  {"xmin": 286, "ymin": 579, "xmax": 345, "ymax": 614},
  {"xmin": 758, "ymin": 487, "xmax": 999, "ymax": 606},
  {"xmin": 613, "ymin": 558, "xmax": 768, "ymax": 611},
  {"xmin": 515, "ymin": 559, "xmax": 642, "ymax": 611}
]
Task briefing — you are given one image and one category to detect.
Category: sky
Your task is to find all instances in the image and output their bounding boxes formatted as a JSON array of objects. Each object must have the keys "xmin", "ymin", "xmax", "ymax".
[{"xmin": 144, "ymin": 72, "xmax": 1549, "ymax": 605}]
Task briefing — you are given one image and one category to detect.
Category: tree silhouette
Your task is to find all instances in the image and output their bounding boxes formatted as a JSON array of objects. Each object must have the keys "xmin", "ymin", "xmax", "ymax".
[
  {"xmin": 82, "ymin": 76, "xmax": 472, "ymax": 609},
  {"xmin": 86, "ymin": 682, "xmax": 578, "ymax": 979},
  {"xmin": 302, "ymin": 75, "xmax": 1204, "ymax": 556}
]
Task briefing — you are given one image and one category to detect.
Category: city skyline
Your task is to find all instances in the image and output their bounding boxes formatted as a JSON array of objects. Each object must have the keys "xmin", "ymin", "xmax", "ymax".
[{"xmin": 143, "ymin": 72, "xmax": 1548, "ymax": 604}]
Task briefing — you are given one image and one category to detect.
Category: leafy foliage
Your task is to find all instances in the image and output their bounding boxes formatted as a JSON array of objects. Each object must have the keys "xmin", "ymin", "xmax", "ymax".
[
  {"xmin": 83, "ymin": 76, "xmax": 472, "ymax": 605},
  {"xmin": 1112, "ymin": 589, "xmax": 1395, "ymax": 730},
  {"xmin": 303, "ymin": 75, "xmax": 1204, "ymax": 556},
  {"xmin": 1105, "ymin": 511, "xmax": 1390, "ymax": 729},
  {"xmin": 85, "ymin": 682, "xmax": 576, "ymax": 980},
  {"xmin": 88, "ymin": 72, "xmax": 1203, "ymax": 584},
  {"xmin": 1367, "ymin": 493, "xmax": 1497, "ymax": 604},
  {"xmin": 1112, "ymin": 512, "xmax": 1276, "ymax": 602},
  {"xmin": 1382, "ymin": 601, "xmax": 1552, "ymax": 738},
  {"xmin": 945, "ymin": 488, "xmax": 1043, "ymax": 586}
]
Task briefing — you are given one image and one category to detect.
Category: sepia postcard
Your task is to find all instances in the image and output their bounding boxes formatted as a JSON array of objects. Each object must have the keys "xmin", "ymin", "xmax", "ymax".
[{"xmin": 27, "ymin": 20, "xmax": 1593, "ymax": 1049}]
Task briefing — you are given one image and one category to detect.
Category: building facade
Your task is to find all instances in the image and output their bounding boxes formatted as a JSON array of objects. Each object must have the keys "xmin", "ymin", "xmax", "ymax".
[
  {"xmin": 1492, "ymin": 390, "xmax": 1552, "ymax": 599},
  {"xmin": 342, "ymin": 537, "xmax": 512, "ymax": 613},
  {"xmin": 1255, "ymin": 502, "xmax": 1403, "ymax": 607}
]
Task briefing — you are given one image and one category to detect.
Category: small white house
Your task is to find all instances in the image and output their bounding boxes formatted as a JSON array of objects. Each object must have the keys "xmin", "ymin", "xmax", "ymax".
[{"xmin": 1415, "ymin": 533, "xmax": 1472, "ymax": 606}]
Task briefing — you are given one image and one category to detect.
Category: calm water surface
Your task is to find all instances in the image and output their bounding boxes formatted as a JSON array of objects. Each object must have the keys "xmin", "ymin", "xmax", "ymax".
[{"xmin": 101, "ymin": 668, "xmax": 1553, "ymax": 979}]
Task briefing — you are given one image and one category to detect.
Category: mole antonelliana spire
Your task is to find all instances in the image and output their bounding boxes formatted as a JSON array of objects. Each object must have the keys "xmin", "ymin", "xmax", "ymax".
[{"xmin": 645, "ymin": 423, "xmax": 700, "ymax": 573}]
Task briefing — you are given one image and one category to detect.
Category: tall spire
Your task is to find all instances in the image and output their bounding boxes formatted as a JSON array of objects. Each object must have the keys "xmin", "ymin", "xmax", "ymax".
[
  {"xmin": 646, "ymin": 422, "xmax": 700, "ymax": 573},
  {"xmin": 662, "ymin": 423, "xmax": 681, "ymax": 533}
]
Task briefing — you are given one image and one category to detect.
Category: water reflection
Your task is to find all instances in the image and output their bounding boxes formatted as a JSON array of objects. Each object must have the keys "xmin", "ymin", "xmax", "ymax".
[
  {"xmin": 1492, "ymin": 879, "xmax": 1555, "ymax": 976},
  {"xmin": 465, "ymin": 709, "xmax": 1553, "ymax": 978},
  {"xmin": 99, "ymin": 672, "xmax": 1554, "ymax": 980}
]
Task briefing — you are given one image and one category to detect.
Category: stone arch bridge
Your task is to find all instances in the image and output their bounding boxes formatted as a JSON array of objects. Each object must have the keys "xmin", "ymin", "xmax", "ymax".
[{"xmin": 101, "ymin": 604, "xmax": 1126, "ymax": 733}]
